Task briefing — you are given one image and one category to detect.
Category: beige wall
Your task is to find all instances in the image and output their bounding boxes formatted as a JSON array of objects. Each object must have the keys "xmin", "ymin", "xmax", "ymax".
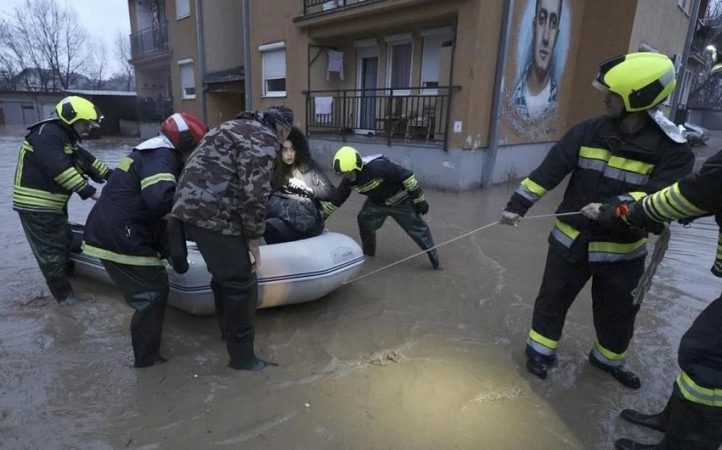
[
  {"xmin": 202, "ymin": 0, "xmax": 244, "ymax": 73},
  {"xmin": 629, "ymin": 0, "xmax": 690, "ymax": 56},
  {"xmin": 168, "ymin": 0, "xmax": 201, "ymax": 118}
]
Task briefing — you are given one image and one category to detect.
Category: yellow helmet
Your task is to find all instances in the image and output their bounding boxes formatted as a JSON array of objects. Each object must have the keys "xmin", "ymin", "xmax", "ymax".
[
  {"xmin": 55, "ymin": 96, "xmax": 101, "ymax": 125},
  {"xmin": 593, "ymin": 52, "xmax": 676, "ymax": 112},
  {"xmin": 333, "ymin": 146, "xmax": 363, "ymax": 174}
]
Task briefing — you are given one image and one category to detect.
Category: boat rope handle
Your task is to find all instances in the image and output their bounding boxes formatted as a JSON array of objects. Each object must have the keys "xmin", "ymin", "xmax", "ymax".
[{"xmin": 343, "ymin": 211, "xmax": 582, "ymax": 285}]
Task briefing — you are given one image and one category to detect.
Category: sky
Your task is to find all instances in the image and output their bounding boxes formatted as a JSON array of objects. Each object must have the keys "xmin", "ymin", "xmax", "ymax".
[{"xmin": 0, "ymin": 0, "xmax": 131, "ymax": 73}]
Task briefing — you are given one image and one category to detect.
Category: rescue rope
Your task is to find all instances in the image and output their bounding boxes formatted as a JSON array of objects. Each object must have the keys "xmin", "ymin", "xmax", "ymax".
[
  {"xmin": 632, "ymin": 225, "xmax": 671, "ymax": 306},
  {"xmin": 343, "ymin": 211, "xmax": 582, "ymax": 285}
]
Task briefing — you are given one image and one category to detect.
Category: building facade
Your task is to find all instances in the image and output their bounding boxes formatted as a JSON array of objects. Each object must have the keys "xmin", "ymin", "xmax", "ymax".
[{"xmin": 127, "ymin": 0, "xmax": 700, "ymax": 189}]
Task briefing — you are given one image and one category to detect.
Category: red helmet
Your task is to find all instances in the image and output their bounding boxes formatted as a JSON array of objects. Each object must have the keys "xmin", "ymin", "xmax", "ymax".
[{"xmin": 160, "ymin": 112, "xmax": 207, "ymax": 154}]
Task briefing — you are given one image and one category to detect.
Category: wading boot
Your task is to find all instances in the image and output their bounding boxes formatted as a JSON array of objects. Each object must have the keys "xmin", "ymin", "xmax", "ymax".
[
  {"xmin": 428, "ymin": 250, "xmax": 443, "ymax": 271},
  {"xmin": 360, "ymin": 233, "xmax": 376, "ymax": 257},
  {"xmin": 525, "ymin": 345, "xmax": 556, "ymax": 380},
  {"xmin": 134, "ymin": 355, "xmax": 168, "ymax": 368},
  {"xmin": 227, "ymin": 341, "xmax": 278, "ymax": 372},
  {"xmin": 589, "ymin": 350, "xmax": 641, "ymax": 389},
  {"xmin": 620, "ymin": 405, "xmax": 669, "ymax": 432}
]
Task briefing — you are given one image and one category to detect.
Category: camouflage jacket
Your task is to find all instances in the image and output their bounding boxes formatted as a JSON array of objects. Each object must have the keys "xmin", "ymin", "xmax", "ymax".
[{"xmin": 171, "ymin": 117, "xmax": 278, "ymax": 238}]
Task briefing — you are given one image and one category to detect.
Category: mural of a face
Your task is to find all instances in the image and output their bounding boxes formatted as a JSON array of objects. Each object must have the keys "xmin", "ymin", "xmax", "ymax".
[{"xmin": 532, "ymin": 0, "xmax": 561, "ymax": 81}]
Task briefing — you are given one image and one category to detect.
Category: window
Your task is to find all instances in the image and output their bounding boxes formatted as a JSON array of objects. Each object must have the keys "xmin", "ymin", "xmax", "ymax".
[
  {"xmin": 260, "ymin": 42, "xmax": 287, "ymax": 97},
  {"xmin": 176, "ymin": 0, "xmax": 190, "ymax": 19},
  {"xmin": 385, "ymin": 34, "xmax": 413, "ymax": 96},
  {"xmin": 178, "ymin": 59, "xmax": 195, "ymax": 99}
]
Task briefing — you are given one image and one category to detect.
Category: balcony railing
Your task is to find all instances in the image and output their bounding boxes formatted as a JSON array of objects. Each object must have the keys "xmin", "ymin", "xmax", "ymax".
[
  {"xmin": 303, "ymin": 0, "xmax": 381, "ymax": 16},
  {"xmin": 130, "ymin": 21, "xmax": 169, "ymax": 60},
  {"xmin": 137, "ymin": 96, "xmax": 173, "ymax": 122},
  {"xmin": 305, "ymin": 86, "xmax": 461, "ymax": 149}
]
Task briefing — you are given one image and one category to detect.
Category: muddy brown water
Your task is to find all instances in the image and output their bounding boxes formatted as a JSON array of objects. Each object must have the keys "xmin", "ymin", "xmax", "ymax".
[{"xmin": 0, "ymin": 128, "xmax": 718, "ymax": 449}]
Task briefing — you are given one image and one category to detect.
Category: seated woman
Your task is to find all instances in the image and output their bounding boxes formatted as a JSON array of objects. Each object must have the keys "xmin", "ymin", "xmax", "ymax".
[{"xmin": 264, "ymin": 127, "xmax": 337, "ymax": 244}]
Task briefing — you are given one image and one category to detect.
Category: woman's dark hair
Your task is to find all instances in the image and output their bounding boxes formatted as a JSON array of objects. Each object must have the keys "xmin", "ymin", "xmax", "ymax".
[{"xmin": 271, "ymin": 126, "xmax": 312, "ymax": 189}]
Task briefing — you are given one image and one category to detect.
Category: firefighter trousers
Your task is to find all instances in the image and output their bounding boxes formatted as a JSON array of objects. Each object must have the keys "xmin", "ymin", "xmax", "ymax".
[
  {"xmin": 102, "ymin": 260, "xmax": 169, "ymax": 367},
  {"xmin": 357, "ymin": 199, "xmax": 438, "ymax": 265},
  {"xmin": 530, "ymin": 244, "xmax": 644, "ymax": 356},
  {"xmin": 17, "ymin": 210, "xmax": 75, "ymax": 302}
]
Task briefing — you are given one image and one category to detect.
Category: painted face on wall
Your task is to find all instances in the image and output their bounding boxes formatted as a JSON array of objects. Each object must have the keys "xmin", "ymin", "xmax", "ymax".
[
  {"xmin": 533, "ymin": 0, "xmax": 561, "ymax": 79},
  {"xmin": 281, "ymin": 140, "xmax": 296, "ymax": 165}
]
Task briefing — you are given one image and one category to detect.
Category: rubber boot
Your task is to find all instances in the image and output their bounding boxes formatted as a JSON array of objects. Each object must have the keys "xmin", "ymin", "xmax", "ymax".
[
  {"xmin": 620, "ymin": 396, "xmax": 672, "ymax": 432},
  {"xmin": 427, "ymin": 249, "xmax": 443, "ymax": 271},
  {"xmin": 360, "ymin": 232, "xmax": 376, "ymax": 257},
  {"xmin": 130, "ymin": 299, "xmax": 167, "ymax": 368},
  {"xmin": 661, "ymin": 389, "xmax": 722, "ymax": 450},
  {"xmin": 589, "ymin": 350, "xmax": 641, "ymax": 389},
  {"xmin": 525, "ymin": 345, "xmax": 557, "ymax": 380},
  {"xmin": 227, "ymin": 340, "xmax": 278, "ymax": 371},
  {"xmin": 211, "ymin": 280, "xmax": 226, "ymax": 340}
]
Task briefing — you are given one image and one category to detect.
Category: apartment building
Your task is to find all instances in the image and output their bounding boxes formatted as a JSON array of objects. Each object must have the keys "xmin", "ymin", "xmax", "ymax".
[{"xmin": 127, "ymin": 0, "xmax": 703, "ymax": 189}]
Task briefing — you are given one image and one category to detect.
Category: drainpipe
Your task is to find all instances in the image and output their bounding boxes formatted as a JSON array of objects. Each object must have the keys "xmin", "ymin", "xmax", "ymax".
[
  {"xmin": 194, "ymin": 0, "xmax": 208, "ymax": 123},
  {"xmin": 482, "ymin": 0, "xmax": 514, "ymax": 188},
  {"xmin": 242, "ymin": 0, "xmax": 252, "ymax": 111},
  {"xmin": 669, "ymin": 0, "xmax": 702, "ymax": 124}
]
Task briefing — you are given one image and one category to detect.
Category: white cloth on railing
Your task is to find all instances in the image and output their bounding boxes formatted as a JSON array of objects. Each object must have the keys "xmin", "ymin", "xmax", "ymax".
[
  {"xmin": 327, "ymin": 50, "xmax": 344, "ymax": 80},
  {"xmin": 315, "ymin": 96, "xmax": 333, "ymax": 124}
]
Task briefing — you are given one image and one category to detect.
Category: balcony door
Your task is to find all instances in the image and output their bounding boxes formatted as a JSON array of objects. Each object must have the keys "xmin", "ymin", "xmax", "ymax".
[{"xmin": 356, "ymin": 45, "xmax": 378, "ymax": 132}]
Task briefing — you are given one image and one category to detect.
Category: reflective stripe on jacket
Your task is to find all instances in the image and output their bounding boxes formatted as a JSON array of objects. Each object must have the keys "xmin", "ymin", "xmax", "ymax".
[{"xmin": 506, "ymin": 116, "xmax": 694, "ymax": 263}]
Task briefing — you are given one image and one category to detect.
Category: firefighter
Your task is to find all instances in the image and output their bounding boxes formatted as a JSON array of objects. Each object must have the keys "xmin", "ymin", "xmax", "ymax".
[
  {"xmin": 82, "ymin": 112, "xmax": 207, "ymax": 368},
  {"xmin": 171, "ymin": 106, "xmax": 294, "ymax": 372},
  {"xmin": 499, "ymin": 52, "xmax": 694, "ymax": 388},
  {"xmin": 583, "ymin": 150, "xmax": 722, "ymax": 449},
  {"xmin": 13, "ymin": 95, "xmax": 111, "ymax": 305},
  {"xmin": 327, "ymin": 146, "xmax": 441, "ymax": 270}
]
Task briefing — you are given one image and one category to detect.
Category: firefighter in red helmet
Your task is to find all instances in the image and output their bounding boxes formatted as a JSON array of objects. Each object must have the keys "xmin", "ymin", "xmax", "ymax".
[{"xmin": 83, "ymin": 112, "xmax": 208, "ymax": 368}]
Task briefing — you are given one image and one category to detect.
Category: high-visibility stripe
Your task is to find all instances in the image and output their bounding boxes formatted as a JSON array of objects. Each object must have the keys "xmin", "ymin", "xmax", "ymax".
[
  {"xmin": 92, "ymin": 159, "xmax": 110, "ymax": 176},
  {"xmin": 528, "ymin": 329, "xmax": 559, "ymax": 356},
  {"xmin": 412, "ymin": 194, "xmax": 425, "ymax": 204},
  {"xmin": 642, "ymin": 183, "xmax": 707, "ymax": 222},
  {"xmin": 608, "ymin": 156, "xmax": 654, "ymax": 175},
  {"xmin": 54, "ymin": 167, "xmax": 87, "ymax": 191},
  {"xmin": 12, "ymin": 193, "xmax": 67, "ymax": 210},
  {"xmin": 140, "ymin": 173, "xmax": 176, "ymax": 190},
  {"xmin": 521, "ymin": 178, "xmax": 547, "ymax": 197},
  {"xmin": 669, "ymin": 183, "xmax": 706, "ymax": 216},
  {"xmin": 603, "ymin": 167, "xmax": 649, "ymax": 185},
  {"xmin": 14, "ymin": 186, "xmax": 69, "ymax": 203},
  {"xmin": 355, "ymin": 178, "xmax": 383, "ymax": 193},
  {"xmin": 617, "ymin": 192, "xmax": 647, "ymax": 203},
  {"xmin": 551, "ymin": 220, "xmax": 579, "ymax": 248},
  {"xmin": 579, "ymin": 146, "xmax": 611, "ymax": 162},
  {"xmin": 588, "ymin": 238, "xmax": 647, "ymax": 262},
  {"xmin": 63, "ymin": 144, "xmax": 75, "ymax": 154},
  {"xmin": 577, "ymin": 158, "xmax": 607, "ymax": 172},
  {"xmin": 117, "ymin": 157, "xmax": 133, "ymax": 172},
  {"xmin": 320, "ymin": 201, "xmax": 337, "ymax": 217},
  {"xmin": 593, "ymin": 341, "xmax": 626, "ymax": 366},
  {"xmin": 384, "ymin": 189, "xmax": 408, "ymax": 206},
  {"xmin": 402, "ymin": 175, "xmax": 419, "ymax": 191},
  {"xmin": 82, "ymin": 243, "xmax": 164, "ymax": 266},
  {"xmin": 676, "ymin": 371, "xmax": 722, "ymax": 408}
]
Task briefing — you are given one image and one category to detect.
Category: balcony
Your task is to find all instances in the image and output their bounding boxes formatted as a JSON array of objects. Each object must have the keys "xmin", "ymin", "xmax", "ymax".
[
  {"xmin": 302, "ymin": 0, "xmax": 382, "ymax": 16},
  {"xmin": 130, "ymin": 21, "xmax": 169, "ymax": 61},
  {"xmin": 137, "ymin": 96, "xmax": 173, "ymax": 122},
  {"xmin": 305, "ymin": 86, "xmax": 460, "ymax": 149}
]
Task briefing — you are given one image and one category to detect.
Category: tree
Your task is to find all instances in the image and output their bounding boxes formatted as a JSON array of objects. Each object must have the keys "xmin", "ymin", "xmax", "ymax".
[
  {"xmin": 0, "ymin": 21, "xmax": 21, "ymax": 90},
  {"xmin": 114, "ymin": 31, "xmax": 135, "ymax": 91},
  {"xmin": 86, "ymin": 43, "xmax": 108, "ymax": 90},
  {"xmin": 0, "ymin": 0, "xmax": 89, "ymax": 92}
]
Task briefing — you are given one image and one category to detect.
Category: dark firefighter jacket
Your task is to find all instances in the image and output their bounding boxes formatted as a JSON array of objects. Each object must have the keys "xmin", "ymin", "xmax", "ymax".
[
  {"xmin": 13, "ymin": 119, "xmax": 111, "ymax": 213},
  {"xmin": 622, "ymin": 149, "xmax": 722, "ymax": 406},
  {"xmin": 505, "ymin": 116, "xmax": 694, "ymax": 263},
  {"xmin": 325, "ymin": 155, "xmax": 425, "ymax": 215},
  {"xmin": 83, "ymin": 135, "xmax": 180, "ymax": 266}
]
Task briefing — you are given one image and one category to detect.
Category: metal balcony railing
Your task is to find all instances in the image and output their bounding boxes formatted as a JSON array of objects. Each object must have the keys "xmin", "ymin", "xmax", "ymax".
[
  {"xmin": 305, "ymin": 86, "xmax": 461, "ymax": 149},
  {"xmin": 130, "ymin": 21, "xmax": 169, "ymax": 60},
  {"xmin": 303, "ymin": 0, "xmax": 382, "ymax": 16}
]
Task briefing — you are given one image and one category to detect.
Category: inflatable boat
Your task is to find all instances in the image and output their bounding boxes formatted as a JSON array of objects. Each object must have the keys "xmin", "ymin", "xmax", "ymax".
[{"xmin": 69, "ymin": 224, "xmax": 364, "ymax": 315}]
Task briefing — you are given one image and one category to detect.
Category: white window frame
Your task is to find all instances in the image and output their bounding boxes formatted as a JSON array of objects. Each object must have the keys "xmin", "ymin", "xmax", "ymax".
[
  {"xmin": 419, "ymin": 27, "xmax": 453, "ymax": 95},
  {"xmin": 260, "ymin": 42, "xmax": 287, "ymax": 98},
  {"xmin": 385, "ymin": 34, "xmax": 414, "ymax": 96},
  {"xmin": 176, "ymin": 0, "xmax": 190, "ymax": 19},
  {"xmin": 178, "ymin": 58, "xmax": 196, "ymax": 100}
]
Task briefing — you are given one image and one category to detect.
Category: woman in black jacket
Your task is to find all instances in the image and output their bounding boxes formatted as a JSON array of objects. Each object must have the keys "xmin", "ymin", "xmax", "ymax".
[{"xmin": 264, "ymin": 127, "xmax": 337, "ymax": 243}]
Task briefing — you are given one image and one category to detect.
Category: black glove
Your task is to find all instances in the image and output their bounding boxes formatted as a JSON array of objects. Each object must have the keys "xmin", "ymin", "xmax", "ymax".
[
  {"xmin": 596, "ymin": 203, "xmax": 629, "ymax": 229},
  {"xmin": 169, "ymin": 256, "xmax": 189, "ymax": 274},
  {"xmin": 414, "ymin": 200, "xmax": 429, "ymax": 215},
  {"xmin": 166, "ymin": 218, "xmax": 189, "ymax": 274}
]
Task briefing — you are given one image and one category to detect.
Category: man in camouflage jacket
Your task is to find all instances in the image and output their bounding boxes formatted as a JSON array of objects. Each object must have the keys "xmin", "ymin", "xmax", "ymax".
[{"xmin": 171, "ymin": 105, "xmax": 293, "ymax": 371}]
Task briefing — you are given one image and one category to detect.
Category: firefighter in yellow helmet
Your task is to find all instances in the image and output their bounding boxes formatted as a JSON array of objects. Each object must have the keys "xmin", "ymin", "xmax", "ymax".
[
  {"xmin": 13, "ymin": 96, "xmax": 111, "ymax": 305},
  {"xmin": 327, "ymin": 146, "xmax": 441, "ymax": 270},
  {"xmin": 499, "ymin": 52, "xmax": 694, "ymax": 388}
]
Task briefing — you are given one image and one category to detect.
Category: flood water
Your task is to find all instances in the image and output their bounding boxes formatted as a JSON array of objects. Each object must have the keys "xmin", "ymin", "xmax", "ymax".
[{"xmin": 0, "ymin": 127, "xmax": 718, "ymax": 449}]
